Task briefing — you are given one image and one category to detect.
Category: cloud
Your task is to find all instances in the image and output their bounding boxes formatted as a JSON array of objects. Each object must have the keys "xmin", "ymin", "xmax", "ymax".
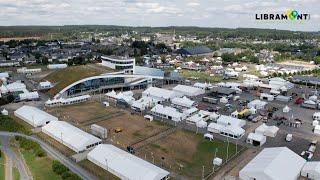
[{"xmin": 0, "ymin": 0, "xmax": 318, "ymax": 31}]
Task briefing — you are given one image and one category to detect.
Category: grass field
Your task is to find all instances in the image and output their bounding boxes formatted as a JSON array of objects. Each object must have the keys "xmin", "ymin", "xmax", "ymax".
[
  {"xmin": 13, "ymin": 167, "xmax": 20, "ymax": 180},
  {"xmin": 43, "ymin": 64, "xmax": 112, "ymax": 96},
  {"xmin": 0, "ymin": 151, "xmax": 4, "ymax": 180},
  {"xmin": 79, "ymin": 160, "xmax": 119, "ymax": 180},
  {"xmin": 180, "ymin": 70, "xmax": 222, "ymax": 82},
  {"xmin": 21, "ymin": 150, "xmax": 62, "ymax": 180},
  {"xmin": 136, "ymin": 130, "xmax": 238, "ymax": 179},
  {"xmin": 46, "ymin": 101, "xmax": 121, "ymax": 125}
]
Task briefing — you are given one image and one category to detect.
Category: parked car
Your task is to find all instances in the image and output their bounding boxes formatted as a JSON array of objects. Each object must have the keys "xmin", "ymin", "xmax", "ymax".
[{"xmin": 286, "ymin": 134, "xmax": 293, "ymax": 142}]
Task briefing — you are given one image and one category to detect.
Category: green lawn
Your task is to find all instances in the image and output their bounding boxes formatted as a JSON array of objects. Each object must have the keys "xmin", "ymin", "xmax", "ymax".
[
  {"xmin": 21, "ymin": 150, "xmax": 61, "ymax": 180},
  {"xmin": 13, "ymin": 167, "xmax": 20, "ymax": 180},
  {"xmin": 43, "ymin": 65, "xmax": 112, "ymax": 96},
  {"xmin": 0, "ymin": 151, "xmax": 4, "ymax": 180},
  {"xmin": 182, "ymin": 136, "xmax": 238, "ymax": 177},
  {"xmin": 180, "ymin": 70, "xmax": 222, "ymax": 82}
]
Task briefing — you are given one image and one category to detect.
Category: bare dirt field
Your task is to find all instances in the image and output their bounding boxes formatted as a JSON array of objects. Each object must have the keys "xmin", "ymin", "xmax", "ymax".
[{"xmin": 46, "ymin": 101, "xmax": 170, "ymax": 148}]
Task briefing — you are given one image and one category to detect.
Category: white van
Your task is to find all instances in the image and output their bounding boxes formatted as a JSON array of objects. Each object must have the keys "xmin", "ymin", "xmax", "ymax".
[
  {"xmin": 286, "ymin": 134, "xmax": 293, "ymax": 142},
  {"xmin": 313, "ymin": 112, "xmax": 320, "ymax": 120}
]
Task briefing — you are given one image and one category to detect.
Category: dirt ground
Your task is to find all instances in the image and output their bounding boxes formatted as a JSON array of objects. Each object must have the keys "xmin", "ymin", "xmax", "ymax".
[
  {"xmin": 46, "ymin": 101, "xmax": 121, "ymax": 125},
  {"xmin": 46, "ymin": 101, "xmax": 170, "ymax": 148},
  {"xmin": 97, "ymin": 111, "xmax": 170, "ymax": 148}
]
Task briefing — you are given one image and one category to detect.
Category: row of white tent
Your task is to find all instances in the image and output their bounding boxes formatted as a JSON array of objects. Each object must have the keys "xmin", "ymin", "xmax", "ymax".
[
  {"xmin": 13, "ymin": 105, "xmax": 169, "ymax": 180},
  {"xmin": 14, "ymin": 105, "xmax": 102, "ymax": 153},
  {"xmin": 45, "ymin": 95, "xmax": 91, "ymax": 107}
]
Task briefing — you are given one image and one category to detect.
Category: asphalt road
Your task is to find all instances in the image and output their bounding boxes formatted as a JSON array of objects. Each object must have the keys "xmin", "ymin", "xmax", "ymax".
[
  {"xmin": 0, "ymin": 131, "xmax": 97, "ymax": 180},
  {"xmin": 0, "ymin": 135, "xmax": 29, "ymax": 180}
]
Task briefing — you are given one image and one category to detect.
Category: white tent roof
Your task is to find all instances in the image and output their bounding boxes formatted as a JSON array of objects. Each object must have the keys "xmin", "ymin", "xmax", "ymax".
[
  {"xmin": 171, "ymin": 96, "xmax": 195, "ymax": 108},
  {"xmin": 247, "ymin": 133, "xmax": 266, "ymax": 142},
  {"xmin": 142, "ymin": 87, "xmax": 178, "ymax": 100},
  {"xmin": 151, "ymin": 104, "xmax": 183, "ymax": 121},
  {"xmin": 283, "ymin": 105, "xmax": 290, "ymax": 113},
  {"xmin": 172, "ymin": 85, "xmax": 205, "ymax": 97},
  {"xmin": 42, "ymin": 121, "xmax": 101, "ymax": 153},
  {"xmin": 216, "ymin": 115, "xmax": 246, "ymax": 127},
  {"xmin": 239, "ymin": 147, "xmax": 306, "ymax": 180},
  {"xmin": 14, "ymin": 105, "xmax": 58, "ymax": 127},
  {"xmin": 87, "ymin": 144, "xmax": 169, "ymax": 180},
  {"xmin": 301, "ymin": 161, "xmax": 320, "ymax": 178}
]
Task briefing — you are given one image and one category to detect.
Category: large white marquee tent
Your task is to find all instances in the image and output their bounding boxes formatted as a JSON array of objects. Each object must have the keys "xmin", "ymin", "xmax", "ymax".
[
  {"xmin": 42, "ymin": 121, "xmax": 102, "ymax": 153},
  {"xmin": 14, "ymin": 105, "xmax": 58, "ymax": 127},
  {"xmin": 87, "ymin": 144, "xmax": 169, "ymax": 180}
]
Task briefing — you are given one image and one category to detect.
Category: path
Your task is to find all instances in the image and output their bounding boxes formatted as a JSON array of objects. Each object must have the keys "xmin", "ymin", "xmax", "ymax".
[
  {"xmin": 4, "ymin": 153, "xmax": 12, "ymax": 180},
  {"xmin": 0, "ymin": 135, "xmax": 29, "ymax": 180},
  {"xmin": 0, "ymin": 131, "xmax": 97, "ymax": 180}
]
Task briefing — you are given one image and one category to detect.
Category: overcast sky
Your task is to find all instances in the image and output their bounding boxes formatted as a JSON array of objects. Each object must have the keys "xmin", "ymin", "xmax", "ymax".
[{"xmin": 0, "ymin": 0, "xmax": 319, "ymax": 31}]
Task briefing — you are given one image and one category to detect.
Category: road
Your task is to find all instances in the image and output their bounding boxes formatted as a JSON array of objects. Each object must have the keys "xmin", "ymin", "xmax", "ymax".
[
  {"xmin": 0, "ymin": 131, "xmax": 97, "ymax": 180},
  {"xmin": 0, "ymin": 135, "xmax": 29, "ymax": 180}
]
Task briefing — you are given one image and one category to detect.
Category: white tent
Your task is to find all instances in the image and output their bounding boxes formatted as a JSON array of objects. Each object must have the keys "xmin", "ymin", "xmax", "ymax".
[
  {"xmin": 207, "ymin": 123, "xmax": 245, "ymax": 139},
  {"xmin": 313, "ymin": 120, "xmax": 319, "ymax": 127},
  {"xmin": 220, "ymin": 97, "xmax": 228, "ymax": 104},
  {"xmin": 150, "ymin": 104, "xmax": 185, "ymax": 122},
  {"xmin": 216, "ymin": 115, "xmax": 246, "ymax": 127},
  {"xmin": 239, "ymin": 147, "xmax": 306, "ymax": 180},
  {"xmin": 171, "ymin": 96, "xmax": 195, "ymax": 108},
  {"xmin": 172, "ymin": 85, "xmax": 205, "ymax": 97},
  {"xmin": 1, "ymin": 109, "xmax": 8, "ymax": 115},
  {"xmin": 255, "ymin": 123, "xmax": 279, "ymax": 137},
  {"xmin": 87, "ymin": 144, "xmax": 169, "ymax": 180},
  {"xmin": 247, "ymin": 100, "xmax": 267, "ymax": 110},
  {"xmin": 42, "ymin": 121, "xmax": 102, "ymax": 153},
  {"xmin": 249, "ymin": 107, "xmax": 257, "ymax": 115},
  {"xmin": 246, "ymin": 133, "xmax": 266, "ymax": 147},
  {"xmin": 283, "ymin": 105, "xmax": 290, "ymax": 113},
  {"xmin": 301, "ymin": 161, "xmax": 320, "ymax": 180},
  {"xmin": 196, "ymin": 120, "xmax": 207, "ymax": 128},
  {"xmin": 14, "ymin": 105, "xmax": 58, "ymax": 127},
  {"xmin": 142, "ymin": 87, "xmax": 179, "ymax": 102},
  {"xmin": 314, "ymin": 125, "xmax": 320, "ymax": 135}
]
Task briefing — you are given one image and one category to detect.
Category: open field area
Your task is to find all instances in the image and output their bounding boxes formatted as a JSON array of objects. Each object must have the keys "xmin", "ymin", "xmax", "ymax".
[
  {"xmin": 180, "ymin": 70, "xmax": 222, "ymax": 82},
  {"xmin": 42, "ymin": 64, "xmax": 113, "ymax": 96},
  {"xmin": 46, "ymin": 101, "xmax": 170, "ymax": 148},
  {"xmin": 136, "ymin": 130, "xmax": 238, "ymax": 179},
  {"xmin": 21, "ymin": 150, "xmax": 62, "ymax": 180}
]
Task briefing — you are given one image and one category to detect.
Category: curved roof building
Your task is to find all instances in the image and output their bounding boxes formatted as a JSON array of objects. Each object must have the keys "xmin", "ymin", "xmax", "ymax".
[{"xmin": 101, "ymin": 56, "xmax": 135, "ymax": 74}]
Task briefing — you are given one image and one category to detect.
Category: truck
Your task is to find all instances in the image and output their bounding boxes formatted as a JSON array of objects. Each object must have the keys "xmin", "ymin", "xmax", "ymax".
[
  {"xmin": 202, "ymin": 97, "xmax": 218, "ymax": 104},
  {"xmin": 238, "ymin": 108, "xmax": 251, "ymax": 119}
]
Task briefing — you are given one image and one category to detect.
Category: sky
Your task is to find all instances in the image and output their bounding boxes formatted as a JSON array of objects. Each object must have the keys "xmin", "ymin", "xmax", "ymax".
[{"xmin": 0, "ymin": 0, "xmax": 319, "ymax": 31}]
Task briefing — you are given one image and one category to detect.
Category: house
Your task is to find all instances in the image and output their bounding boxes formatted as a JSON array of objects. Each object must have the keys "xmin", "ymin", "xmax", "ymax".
[
  {"xmin": 176, "ymin": 46, "xmax": 213, "ymax": 56},
  {"xmin": 239, "ymin": 147, "xmax": 306, "ymax": 180}
]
